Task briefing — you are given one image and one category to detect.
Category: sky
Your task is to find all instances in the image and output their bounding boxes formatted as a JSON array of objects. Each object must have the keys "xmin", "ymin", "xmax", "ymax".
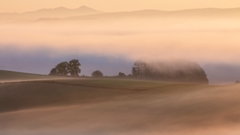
[{"xmin": 1, "ymin": 0, "xmax": 240, "ymax": 13}]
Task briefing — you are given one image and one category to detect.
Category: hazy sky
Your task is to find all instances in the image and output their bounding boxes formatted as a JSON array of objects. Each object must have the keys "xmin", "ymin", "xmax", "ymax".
[{"xmin": 1, "ymin": 0, "xmax": 240, "ymax": 13}]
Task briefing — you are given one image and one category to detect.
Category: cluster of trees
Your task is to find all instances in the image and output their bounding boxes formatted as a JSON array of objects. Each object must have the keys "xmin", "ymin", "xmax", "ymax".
[
  {"xmin": 49, "ymin": 59, "xmax": 81, "ymax": 76},
  {"xmin": 118, "ymin": 72, "xmax": 133, "ymax": 78},
  {"xmin": 49, "ymin": 59, "xmax": 105, "ymax": 77},
  {"xmin": 132, "ymin": 60, "xmax": 209, "ymax": 84},
  {"xmin": 49, "ymin": 59, "xmax": 209, "ymax": 84}
]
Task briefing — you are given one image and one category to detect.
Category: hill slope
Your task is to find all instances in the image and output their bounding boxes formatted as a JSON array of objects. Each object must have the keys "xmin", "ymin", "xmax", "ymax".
[
  {"xmin": 0, "ymin": 70, "xmax": 57, "ymax": 82},
  {"xmin": 0, "ymin": 78, "xmax": 240, "ymax": 135},
  {"xmin": 0, "ymin": 78, "xmax": 200, "ymax": 113}
]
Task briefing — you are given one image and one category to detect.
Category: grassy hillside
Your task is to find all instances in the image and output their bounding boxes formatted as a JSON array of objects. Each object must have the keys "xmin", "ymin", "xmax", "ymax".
[
  {"xmin": 0, "ymin": 78, "xmax": 187, "ymax": 112},
  {"xmin": 1, "ymin": 75, "xmax": 240, "ymax": 135},
  {"xmin": 0, "ymin": 70, "xmax": 61, "ymax": 82}
]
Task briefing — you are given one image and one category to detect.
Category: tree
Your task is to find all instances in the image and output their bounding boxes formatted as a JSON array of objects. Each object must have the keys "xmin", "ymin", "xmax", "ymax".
[
  {"xmin": 132, "ymin": 61, "xmax": 147, "ymax": 78},
  {"xmin": 92, "ymin": 70, "xmax": 103, "ymax": 77},
  {"xmin": 56, "ymin": 62, "xmax": 69, "ymax": 75},
  {"xmin": 49, "ymin": 68, "xmax": 58, "ymax": 75},
  {"xmin": 49, "ymin": 59, "xmax": 81, "ymax": 76},
  {"xmin": 119, "ymin": 72, "xmax": 126, "ymax": 77},
  {"xmin": 68, "ymin": 59, "xmax": 81, "ymax": 76}
]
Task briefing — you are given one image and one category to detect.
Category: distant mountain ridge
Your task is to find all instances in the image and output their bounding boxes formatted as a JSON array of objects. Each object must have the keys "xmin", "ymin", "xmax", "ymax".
[
  {"xmin": 23, "ymin": 5, "xmax": 100, "ymax": 15},
  {"xmin": 35, "ymin": 7, "xmax": 240, "ymax": 23},
  {"xmin": 1, "ymin": 6, "xmax": 240, "ymax": 23},
  {"xmin": 0, "ymin": 5, "xmax": 101, "ymax": 23}
]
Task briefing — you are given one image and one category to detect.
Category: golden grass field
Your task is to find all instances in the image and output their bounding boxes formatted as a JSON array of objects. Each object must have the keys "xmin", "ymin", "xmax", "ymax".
[{"xmin": 1, "ymin": 70, "xmax": 240, "ymax": 135}]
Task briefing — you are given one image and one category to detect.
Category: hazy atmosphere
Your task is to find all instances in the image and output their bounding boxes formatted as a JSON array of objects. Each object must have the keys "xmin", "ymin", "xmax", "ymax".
[
  {"xmin": 1, "ymin": 4, "xmax": 240, "ymax": 83},
  {"xmin": 1, "ymin": 1, "xmax": 240, "ymax": 135},
  {"xmin": 2, "ymin": 0, "xmax": 240, "ymax": 12}
]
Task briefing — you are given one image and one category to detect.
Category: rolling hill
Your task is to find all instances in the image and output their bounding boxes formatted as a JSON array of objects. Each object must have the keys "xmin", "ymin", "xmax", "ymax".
[
  {"xmin": 0, "ymin": 75, "xmax": 240, "ymax": 135},
  {"xmin": 0, "ymin": 70, "xmax": 64, "ymax": 82}
]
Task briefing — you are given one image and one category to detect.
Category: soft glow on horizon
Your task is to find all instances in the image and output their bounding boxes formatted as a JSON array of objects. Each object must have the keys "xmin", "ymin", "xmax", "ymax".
[{"xmin": 1, "ymin": 0, "xmax": 240, "ymax": 13}]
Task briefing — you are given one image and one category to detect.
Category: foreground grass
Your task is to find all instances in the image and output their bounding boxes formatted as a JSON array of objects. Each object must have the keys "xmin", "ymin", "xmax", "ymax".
[
  {"xmin": 0, "ymin": 78, "xmax": 240, "ymax": 135},
  {"xmin": 0, "ymin": 70, "xmax": 57, "ymax": 82},
  {"xmin": 0, "ymin": 78, "xmax": 202, "ymax": 113}
]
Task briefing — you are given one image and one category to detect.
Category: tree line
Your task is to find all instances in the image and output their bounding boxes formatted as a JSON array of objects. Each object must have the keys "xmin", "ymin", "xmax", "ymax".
[
  {"xmin": 132, "ymin": 60, "xmax": 209, "ymax": 84},
  {"xmin": 49, "ymin": 59, "xmax": 209, "ymax": 84}
]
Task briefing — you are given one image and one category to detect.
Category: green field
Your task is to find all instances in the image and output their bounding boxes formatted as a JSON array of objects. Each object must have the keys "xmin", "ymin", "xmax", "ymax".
[{"xmin": 0, "ymin": 70, "xmax": 240, "ymax": 135}]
